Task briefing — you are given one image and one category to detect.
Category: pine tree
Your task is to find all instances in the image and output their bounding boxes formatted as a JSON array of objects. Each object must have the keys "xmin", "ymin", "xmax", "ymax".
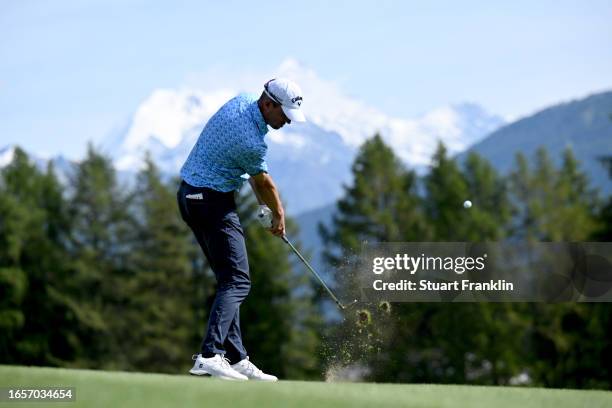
[
  {"xmin": 509, "ymin": 148, "xmax": 557, "ymax": 240},
  {"xmin": 321, "ymin": 134, "xmax": 428, "ymax": 264},
  {"xmin": 508, "ymin": 152, "xmax": 535, "ymax": 239},
  {"xmin": 533, "ymin": 150, "xmax": 610, "ymax": 388},
  {"xmin": 0, "ymin": 177, "xmax": 28, "ymax": 362},
  {"xmin": 593, "ymin": 156, "xmax": 612, "ymax": 240},
  {"xmin": 462, "ymin": 152, "xmax": 512, "ymax": 240},
  {"xmin": 66, "ymin": 144, "xmax": 133, "ymax": 368},
  {"xmin": 423, "ymin": 142, "xmax": 470, "ymax": 240},
  {"xmin": 0, "ymin": 148, "xmax": 74, "ymax": 365},
  {"xmin": 553, "ymin": 148, "xmax": 600, "ymax": 240},
  {"xmin": 508, "ymin": 147, "xmax": 607, "ymax": 388},
  {"xmin": 34, "ymin": 161, "xmax": 79, "ymax": 365},
  {"xmin": 380, "ymin": 146, "xmax": 522, "ymax": 384},
  {"xmin": 117, "ymin": 154, "xmax": 198, "ymax": 373},
  {"xmin": 508, "ymin": 147, "xmax": 598, "ymax": 241}
]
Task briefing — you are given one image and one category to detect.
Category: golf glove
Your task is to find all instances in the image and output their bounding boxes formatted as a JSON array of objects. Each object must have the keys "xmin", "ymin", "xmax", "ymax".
[{"xmin": 257, "ymin": 205, "xmax": 273, "ymax": 228}]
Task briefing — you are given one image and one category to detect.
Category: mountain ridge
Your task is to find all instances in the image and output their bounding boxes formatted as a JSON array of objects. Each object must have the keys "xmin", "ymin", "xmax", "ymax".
[{"xmin": 459, "ymin": 89, "xmax": 612, "ymax": 194}]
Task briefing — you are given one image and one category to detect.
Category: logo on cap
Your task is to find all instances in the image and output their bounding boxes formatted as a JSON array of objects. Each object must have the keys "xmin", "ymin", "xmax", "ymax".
[{"xmin": 291, "ymin": 96, "xmax": 303, "ymax": 106}]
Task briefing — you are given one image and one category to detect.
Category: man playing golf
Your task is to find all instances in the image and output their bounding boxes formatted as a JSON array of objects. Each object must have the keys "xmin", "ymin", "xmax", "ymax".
[{"xmin": 177, "ymin": 78, "xmax": 305, "ymax": 381}]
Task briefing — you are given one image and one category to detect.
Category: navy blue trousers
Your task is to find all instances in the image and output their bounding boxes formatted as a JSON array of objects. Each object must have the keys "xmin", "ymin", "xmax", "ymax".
[{"xmin": 177, "ymin": 180, "xmax": 250, "ymax": 364}]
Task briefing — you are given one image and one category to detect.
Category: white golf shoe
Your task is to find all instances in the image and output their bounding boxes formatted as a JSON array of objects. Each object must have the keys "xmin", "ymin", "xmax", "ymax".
[
  {"xmin": 189, "ymin": 354, "xmax": 248, "ymax": 381},
  {"xmin": 231, "ymin": 357, "xmax": 278, "ymax": 382}
]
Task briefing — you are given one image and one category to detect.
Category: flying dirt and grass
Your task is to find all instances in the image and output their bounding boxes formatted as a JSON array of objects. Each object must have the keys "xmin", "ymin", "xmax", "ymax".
[{"xmin": 1, "ymin": 365, "xmax": 611, "ymax": 408}]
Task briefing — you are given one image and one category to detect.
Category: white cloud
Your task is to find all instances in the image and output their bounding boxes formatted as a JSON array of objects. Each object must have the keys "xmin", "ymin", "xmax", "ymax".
[
  {"xmin": 266, "ymin": 131, "xmax": 307, "ymax": 149},
  {"xmin": 115, "ymin": 57, "xmax": 503, "ymax": 171},
  {"xmin": 122, "ymin": 88, "xmax": 235, "ymax": 151},
  {"xmin": 271, "ymin": 58, "xmax": 503, "ymax": 165}
]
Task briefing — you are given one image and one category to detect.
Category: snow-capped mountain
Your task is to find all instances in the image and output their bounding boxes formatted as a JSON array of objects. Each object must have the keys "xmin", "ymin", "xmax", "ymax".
[
  {"xmin": 0, "ymin": 145, "xmax": 15, "ymax": 168},
  {"xmin": 101, "ymin": 59, "xmax": 503, "ymax": 213},
  {"xmin": 2, "ymin": 60, "xmax": 504, "ymax": 214}
]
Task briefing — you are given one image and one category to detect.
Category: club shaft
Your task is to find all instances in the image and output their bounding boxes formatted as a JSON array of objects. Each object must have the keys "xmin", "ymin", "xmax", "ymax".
[{"xmin": 282, "ymin": 235, "xmax": 344, "ymax": 308}]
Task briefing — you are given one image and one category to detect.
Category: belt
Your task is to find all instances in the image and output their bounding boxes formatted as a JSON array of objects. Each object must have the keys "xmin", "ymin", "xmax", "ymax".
[{"xmin": 180, "ymin": 180, "xmax": 235, "ymax": 200}]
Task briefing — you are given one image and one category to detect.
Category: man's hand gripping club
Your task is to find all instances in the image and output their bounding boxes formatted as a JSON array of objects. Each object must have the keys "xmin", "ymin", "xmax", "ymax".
[{"xmin": 248, "ymin": 173, "xmax": 285, "ymax": 237}]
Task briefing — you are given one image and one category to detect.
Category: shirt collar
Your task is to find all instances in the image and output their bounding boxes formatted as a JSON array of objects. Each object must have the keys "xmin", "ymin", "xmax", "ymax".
[{"xmin": 249, "ymin": 99, "xmax": 269, "ymax": 137}]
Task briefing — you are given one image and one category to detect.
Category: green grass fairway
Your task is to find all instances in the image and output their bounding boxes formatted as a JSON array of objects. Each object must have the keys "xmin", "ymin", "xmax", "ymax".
[{"xmin": 1, "ymin": 365, "xmax": 610, "ymax": 408}]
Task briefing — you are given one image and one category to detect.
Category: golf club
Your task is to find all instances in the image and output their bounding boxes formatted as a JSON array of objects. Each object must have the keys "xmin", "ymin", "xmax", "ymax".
[{"xmin": 282, "ymin": 235, "xmax": 358, "ymax": 311}]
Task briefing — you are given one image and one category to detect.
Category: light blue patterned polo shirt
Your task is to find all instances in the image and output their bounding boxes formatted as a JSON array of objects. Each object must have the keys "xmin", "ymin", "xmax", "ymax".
[{"xmin": 180, "ymin": 93, "xmax": 269, "ymax": 192}]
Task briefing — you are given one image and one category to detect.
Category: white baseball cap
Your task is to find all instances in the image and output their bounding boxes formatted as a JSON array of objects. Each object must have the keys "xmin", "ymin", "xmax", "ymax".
[{"xmin": 263, "ymin": 78, "xmax": 306, "ymax": 123}]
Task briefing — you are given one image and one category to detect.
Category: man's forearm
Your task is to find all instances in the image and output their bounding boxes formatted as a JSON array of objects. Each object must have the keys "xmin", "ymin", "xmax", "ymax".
[
  {"xmin": 250, "ymin": 174, "xmax": 284, "ymax": 216},
  {"xmin": 248, "ymin": 177, "xmax": 265, "ymax": 205}
]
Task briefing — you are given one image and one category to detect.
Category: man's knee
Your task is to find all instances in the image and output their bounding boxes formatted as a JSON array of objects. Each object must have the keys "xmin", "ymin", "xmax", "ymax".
[
  {"xmin": 239, "ymin": 279, "xmax": 251, "ymax": 297},
  {"xmin": 218, "ymin": 271, "xmax": 251, "ymax": 295}
]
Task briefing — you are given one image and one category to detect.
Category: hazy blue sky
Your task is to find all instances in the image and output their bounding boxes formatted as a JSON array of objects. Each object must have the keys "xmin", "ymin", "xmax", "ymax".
[{"xmin": 1, "ymin": 0, "xmax": 611, "ymax": 159}]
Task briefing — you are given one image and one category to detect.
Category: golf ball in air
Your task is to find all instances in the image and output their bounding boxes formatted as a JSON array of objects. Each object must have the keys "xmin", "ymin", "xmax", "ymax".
[{"xmin": 463, "ymin": 200, "xmax": 472, "ymax": 209}]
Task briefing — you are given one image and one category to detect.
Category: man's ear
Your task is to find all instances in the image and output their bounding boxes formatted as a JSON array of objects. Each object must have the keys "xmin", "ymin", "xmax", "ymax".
[{"xmin": 264, "ymin": 100, "xmax": 278, "ymax": 112}]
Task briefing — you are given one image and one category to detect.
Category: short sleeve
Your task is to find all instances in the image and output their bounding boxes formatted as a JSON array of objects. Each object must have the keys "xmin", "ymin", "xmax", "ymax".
[{"xmin": 237, "ymin": 145, "xmax": 268, "ymax": 176}]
